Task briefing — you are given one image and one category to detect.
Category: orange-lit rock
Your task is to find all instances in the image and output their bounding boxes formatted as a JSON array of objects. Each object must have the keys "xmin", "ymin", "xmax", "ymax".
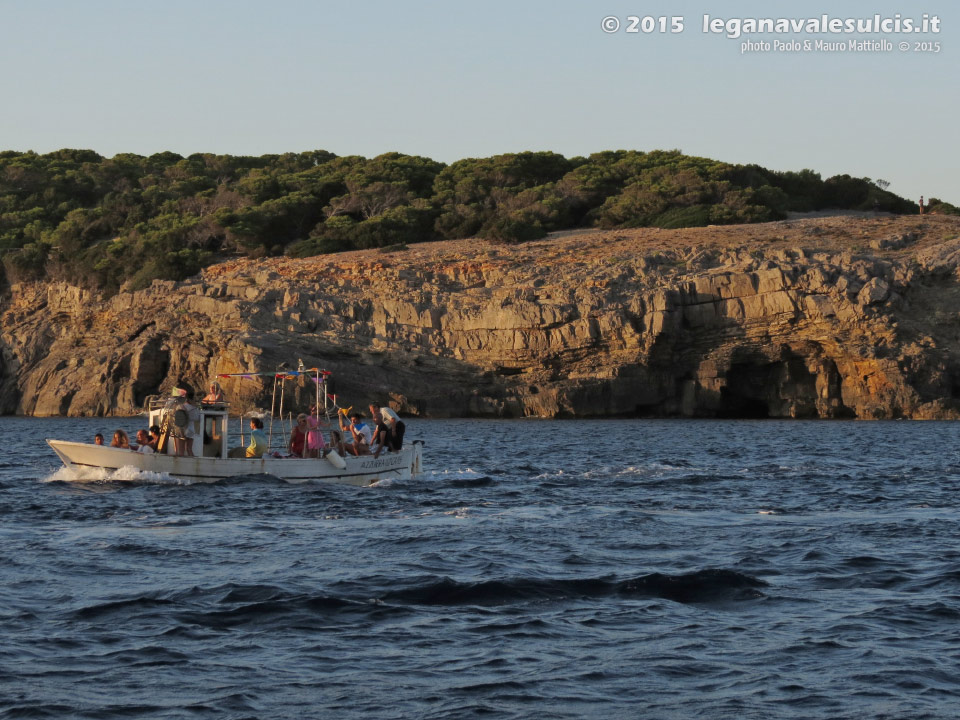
[{"xmin": 3, "ymin": 214, "xmax": 960, "ymax": 418}]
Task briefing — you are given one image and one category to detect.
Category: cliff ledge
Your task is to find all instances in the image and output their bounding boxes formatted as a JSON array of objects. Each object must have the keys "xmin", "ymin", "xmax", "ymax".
[{"xmin": 4, "ymin": 214, "xmax": 960, "ymax": 419}]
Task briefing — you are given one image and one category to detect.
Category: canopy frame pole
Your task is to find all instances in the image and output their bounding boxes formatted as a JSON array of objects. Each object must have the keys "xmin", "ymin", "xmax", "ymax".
[{"xmin": 268, "ymin": 373, "xmax": 279, "ymax": 449}]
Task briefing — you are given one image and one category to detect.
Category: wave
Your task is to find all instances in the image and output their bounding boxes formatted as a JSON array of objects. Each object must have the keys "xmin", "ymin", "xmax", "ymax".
[
  {"xmin": 428, "ymin": 468, "xmax": 486, "ymax": 478},
  {"xmin": 68, "ymin": 583, "xmax": 385, "ymax": 633},
  {"xmin": 63, "ymin": 571, "xmax": 766, "ymax": 634},
  {"xmin": 381, "ymin": 569, "xmax": 767, "ymax": 607},
  {"xmin": 72, "ymin": 596, "xmax": 176, "ymax": 620},
  {"xmin": 0, "ymin": 704, "xmax": 97, "ymax": 718},
  {"xmin": 446, "ymin": 475, "xmax": 495, "ymax": 488}
]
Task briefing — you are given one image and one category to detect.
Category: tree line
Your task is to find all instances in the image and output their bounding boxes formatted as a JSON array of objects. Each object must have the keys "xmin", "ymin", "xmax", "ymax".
[{"xmin": 0, "ymin": 147, "xmax": 942, "ymax": 294}]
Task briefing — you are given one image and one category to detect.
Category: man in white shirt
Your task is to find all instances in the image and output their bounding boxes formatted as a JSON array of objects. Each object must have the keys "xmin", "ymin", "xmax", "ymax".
[{"xmin": 340, "ymin": 413, "xmax": 373, "ymax": 456}]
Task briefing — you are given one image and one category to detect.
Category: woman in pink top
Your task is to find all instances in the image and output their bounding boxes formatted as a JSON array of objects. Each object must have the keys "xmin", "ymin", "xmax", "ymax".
[{"xmin": 305, "ymin": 415, "xmax": 326, "ymax": 458}]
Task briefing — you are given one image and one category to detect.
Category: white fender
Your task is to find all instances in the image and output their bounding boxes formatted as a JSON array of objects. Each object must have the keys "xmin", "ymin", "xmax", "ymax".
[{"xmin": 325, "ymin": 449, "xmax": 347, "ymax": 469}]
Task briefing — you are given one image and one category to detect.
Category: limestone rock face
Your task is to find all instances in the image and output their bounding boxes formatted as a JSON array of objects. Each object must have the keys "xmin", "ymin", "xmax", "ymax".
[{"xmin": 3, "ymin": 214, "xmax": 960, "ymax": 419}]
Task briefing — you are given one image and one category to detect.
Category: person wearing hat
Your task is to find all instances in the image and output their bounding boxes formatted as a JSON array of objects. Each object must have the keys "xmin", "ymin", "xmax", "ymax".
[
  {"xmin": 163, "ymin": 387, "xmax": 199, "ymax": 457},
  {"xmin": 161, "ymin": 388, "xmax": 184, "ymax": 454}
]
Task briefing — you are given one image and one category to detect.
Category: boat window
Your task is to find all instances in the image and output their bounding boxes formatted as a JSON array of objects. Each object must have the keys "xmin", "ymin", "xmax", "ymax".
[{"xmin": 203, "ymin": 416, "xmax": 223, "ymax": 457}]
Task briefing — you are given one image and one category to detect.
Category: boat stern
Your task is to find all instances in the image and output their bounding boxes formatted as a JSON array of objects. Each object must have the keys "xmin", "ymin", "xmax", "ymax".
[{"xmin": 410, "ymin": 440, "xmax": 424, "ymax": 477}]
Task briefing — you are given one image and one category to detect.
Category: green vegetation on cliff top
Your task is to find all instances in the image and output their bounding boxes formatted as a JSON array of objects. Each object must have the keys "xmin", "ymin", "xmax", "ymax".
[{"xmin": 0, "ymin": 147, "xmax": 947, "ymax": 294}]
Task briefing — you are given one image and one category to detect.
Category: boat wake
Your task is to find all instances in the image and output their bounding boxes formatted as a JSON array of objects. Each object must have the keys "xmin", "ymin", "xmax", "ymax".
[{"xmin": 43, "ymin": 464, "xmax": 183, "ymax": 485}]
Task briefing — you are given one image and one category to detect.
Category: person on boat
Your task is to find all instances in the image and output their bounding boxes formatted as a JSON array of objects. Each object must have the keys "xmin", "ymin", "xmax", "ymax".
[
  {"xmin": 163, "ymin": 389, "xmax": 186, "ymax": 455},
  {"xmin": 328, "ymin": 429, "xmax": 347, "ymax": 457},
  {"xmin": 142, "ymin": 428, "xmax": 159, "ymax": 452},
  {"xmin": 181, "ymin": 396, "xmax": 201, "ymax": 457},
  {"xmin": 94, "ymin": 433, "xmax": 104, "ymax": 445},
  {"xmin": 369, "ymin": 407, "xmax": 389, "ymax": 458},
  {"xmin": 372, "ymin": 407, "xmax": 404, "ymax": 458},
  {"xmin": 289, "ymin": 414, "xmax": 308, "ymax": 457},
  {"xmin": 229, "ymin": 417, "xmax": 268, "ymax": 458},
  {"xmin": 164, "ymin": 388, "xmax": 199, "ymax": 457},
  {"xmin": 110, "ymin": 430, "xmax": 130, "ymax": 449},
  {"xmin": 148, "ymin": 425, "xmax": 161, "ymax": 449},
  {"xmin": 202, "ymin": 382, "xmax": 225, "ymax": 405},
  {"xmin": 247, "ymin": 417, "xmax": 267, "ymax": 457},
  {"xmin": 135, "ymin": 429, "xmax": 155, "ymax": 454},
  {"xmin": 340, "ymin": 412, "xmax": 372, "ymax": 456},
  {"xmin": 382, "ymin": 407, "xmax": 405, "ymax": 452},
  {"xmin": 305, "ymin": 414, "xmax": 328, "ymax": 458}
]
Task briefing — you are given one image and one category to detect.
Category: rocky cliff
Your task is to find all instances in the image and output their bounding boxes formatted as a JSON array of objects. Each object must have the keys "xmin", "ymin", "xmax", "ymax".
[{"xmin": 4, "ymin": 214, "xmax": 960, "ymax": 419}]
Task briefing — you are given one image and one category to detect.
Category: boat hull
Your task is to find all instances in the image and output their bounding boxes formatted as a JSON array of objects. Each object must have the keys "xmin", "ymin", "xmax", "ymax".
[{"xmin": 46, "ymin": 439, "xmax": 423, "ymax": 486}]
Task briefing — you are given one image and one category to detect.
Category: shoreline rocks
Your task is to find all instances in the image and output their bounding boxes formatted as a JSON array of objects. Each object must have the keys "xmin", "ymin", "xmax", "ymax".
[{"xmin": 3, "ymin": 214, "xmax": 960, "ymax": 419}]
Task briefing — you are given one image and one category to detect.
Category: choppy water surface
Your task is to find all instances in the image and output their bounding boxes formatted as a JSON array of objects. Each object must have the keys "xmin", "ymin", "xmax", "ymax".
[{"xmin": 2, "ymin": 417, "xmax": 960, "ymax": 719}]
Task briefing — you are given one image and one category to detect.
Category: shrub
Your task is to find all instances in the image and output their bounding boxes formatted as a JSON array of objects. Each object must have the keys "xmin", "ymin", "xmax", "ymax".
[
  {"xmin": 2, "ymin": 241, "xmax": 50, "ymax": 283},
  {"xmin": 479, "ymin": 214, "xmax": 546, "ymax": 243},
  {"xmin": 0, "ymin": 146, "xmax": 927, "ymax": 292}
]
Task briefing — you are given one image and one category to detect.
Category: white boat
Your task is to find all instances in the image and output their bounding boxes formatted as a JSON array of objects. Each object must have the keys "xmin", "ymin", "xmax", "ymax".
[
  {"xmin": 46, "ymin": 370, "xmax": 423, "ymax": 486},
  {"xmin": 46, "ymin": 438, "xmax": 423, "ymax": 486}
]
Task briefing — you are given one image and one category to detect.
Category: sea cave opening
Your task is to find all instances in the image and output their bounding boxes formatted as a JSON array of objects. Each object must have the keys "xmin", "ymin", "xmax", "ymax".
[
  {"xmin": 716, "ymin": 389, "xmax": 771, "ymax": 419},
  {"xmin": 717, "ymin": 360, "xmax": 784, "ymax": 420},
  {"xmin": 713, "ymin": 352, "xmax": 826, "ymax": 419}
]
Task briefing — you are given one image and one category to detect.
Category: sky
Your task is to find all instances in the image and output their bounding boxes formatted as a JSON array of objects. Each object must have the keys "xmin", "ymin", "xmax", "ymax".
[{"xmin": 0, "ymin": 0, "xmax": 955, "ymax": 203}]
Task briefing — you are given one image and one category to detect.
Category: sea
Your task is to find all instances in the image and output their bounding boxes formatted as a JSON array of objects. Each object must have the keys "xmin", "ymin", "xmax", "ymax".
[{"xmin": 2, "ymin": 416, "xmax": 960, "ymax": 719}]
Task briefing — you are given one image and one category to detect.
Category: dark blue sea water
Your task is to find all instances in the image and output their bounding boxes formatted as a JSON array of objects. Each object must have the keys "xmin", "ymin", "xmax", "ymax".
[{"xmin": 2, "ymin": 417, "xmax": 960, "ymax": 719}]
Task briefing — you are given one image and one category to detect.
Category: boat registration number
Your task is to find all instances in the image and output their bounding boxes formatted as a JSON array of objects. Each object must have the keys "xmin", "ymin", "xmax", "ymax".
[{"xmin": 359, "ymin": 456, "xmax": 403, "ymax": 470}]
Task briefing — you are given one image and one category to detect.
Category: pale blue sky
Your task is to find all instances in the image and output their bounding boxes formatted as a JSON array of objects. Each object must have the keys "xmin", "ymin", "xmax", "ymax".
[{"xmin": 0, "ymin": 0, "xmax": 955, "ymax": 202}]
